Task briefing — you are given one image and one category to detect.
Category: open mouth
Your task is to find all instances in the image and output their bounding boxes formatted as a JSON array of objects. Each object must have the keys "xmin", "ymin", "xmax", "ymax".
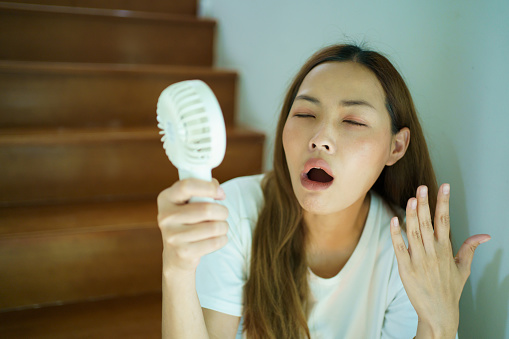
[
  {"xmin": 301, "ymin": 158, "xmax": 334, "ymax": 191},
  {"xmin": 307, "ymin": 168, "xmax": 334, "ymax": 183}
]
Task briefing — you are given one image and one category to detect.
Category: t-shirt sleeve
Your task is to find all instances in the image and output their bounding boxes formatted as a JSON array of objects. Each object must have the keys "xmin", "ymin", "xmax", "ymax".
[{"xmin": 195, "ymin": 176, "xmax": 261, "ymax": 317}]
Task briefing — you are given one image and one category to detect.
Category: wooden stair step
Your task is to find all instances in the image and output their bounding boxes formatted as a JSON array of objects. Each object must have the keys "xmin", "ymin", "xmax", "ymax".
[
  {"xmin": 0, "ymin": 292, "xmax": 162, "ymax": 338},
  {"xmin": 0, "ymin": 126, "xmax": 265, "ymax": 205},
  {"xmin": 0, "ymin": 2, "xmax": 214, "ymax": 65},
  {"xmin": 0, "ymin": 61, "xmax": 236, "ymax": 128},
  {"xmin": 0, "ymin": 199, "xmax": 161, "ymax": 310},
  {"xmin": 6, "ymin": 0, "xmax": 197, "ymax": 16}
]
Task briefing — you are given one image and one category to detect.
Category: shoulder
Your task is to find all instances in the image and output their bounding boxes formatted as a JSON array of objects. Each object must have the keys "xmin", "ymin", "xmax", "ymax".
[
  {"xmin": 369, "ymin": 191, "xmax": 412, "ymax": 303},
  {"xmin": 370, "ymin": 191, "xmax": 403, "ymax": 225},
  {"xmin": 370, "ymin": 191, "xmax": 408, "ymax": 244},
  {"xmin": 195, "ymin": 174, "xmax": 266, "ymax": 318},
  {"xmin": 221, "ymin": 173, "xmax": 265, "ymax": 197},
  {"xmin": 220, "ymin": 174, "xmax": 265, "ymax": 223}
]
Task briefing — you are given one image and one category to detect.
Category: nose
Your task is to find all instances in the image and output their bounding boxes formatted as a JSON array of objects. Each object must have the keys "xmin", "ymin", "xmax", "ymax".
[{"xmin": 309, "ymin": 124, "xmax": 336, "ymax": 153}]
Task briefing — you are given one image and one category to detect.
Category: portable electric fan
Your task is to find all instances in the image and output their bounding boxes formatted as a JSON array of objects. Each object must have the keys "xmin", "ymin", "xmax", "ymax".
[{"xmin": 156, "ymin": 80, "xmax": 226, "ymax": 201}]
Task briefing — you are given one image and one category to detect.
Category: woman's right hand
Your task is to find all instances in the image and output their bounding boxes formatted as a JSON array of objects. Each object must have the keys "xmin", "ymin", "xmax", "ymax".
[{"xmin": 157, "ymin": 178, "xmax": 229, "ymax": 274}]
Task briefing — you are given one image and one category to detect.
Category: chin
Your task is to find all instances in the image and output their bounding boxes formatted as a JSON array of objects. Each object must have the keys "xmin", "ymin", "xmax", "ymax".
[
  {"xmin": 295, "ymin": 183, "xmax": 368, "ymax": 217},
  {"xmin": 296, "ymin": 192, "xmax": 344, "ymax": 215}
]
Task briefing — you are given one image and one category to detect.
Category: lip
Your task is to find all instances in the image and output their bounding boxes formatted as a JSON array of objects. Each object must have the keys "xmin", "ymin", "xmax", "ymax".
[
  {"xmin": 303, "ymin": 158, "xmax": 334, "ymax": 177},
  {"xmin": 300, "ymin": 158, "xmax": 334, "ymax": 191}
]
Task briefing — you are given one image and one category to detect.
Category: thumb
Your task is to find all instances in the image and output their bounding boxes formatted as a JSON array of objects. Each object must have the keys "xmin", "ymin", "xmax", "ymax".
[
  {"xmin": 212, "ymin": 178, "xmax": 226, "ymax": 200},
  {"xmin": 455, "ymin": 234, "xmax": 491, "ymax": 278}
]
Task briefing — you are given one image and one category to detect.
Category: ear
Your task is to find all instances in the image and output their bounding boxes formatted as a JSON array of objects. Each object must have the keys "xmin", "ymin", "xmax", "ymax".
[{"xmin": 386, "ymin": 127, "xmax": 410, "ymax": 166}]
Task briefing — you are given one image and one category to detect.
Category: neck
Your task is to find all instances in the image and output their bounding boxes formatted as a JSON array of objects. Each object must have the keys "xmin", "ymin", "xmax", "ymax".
[{"xmin": 304, "ymin": 192, "xmax": 371, "ymax": 252}]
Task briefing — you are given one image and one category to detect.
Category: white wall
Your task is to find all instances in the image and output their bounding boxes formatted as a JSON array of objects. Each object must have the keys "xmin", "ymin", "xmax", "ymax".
[{"xmin": 200, "ymin": 1, "xmax": 509, "ymax": 337}]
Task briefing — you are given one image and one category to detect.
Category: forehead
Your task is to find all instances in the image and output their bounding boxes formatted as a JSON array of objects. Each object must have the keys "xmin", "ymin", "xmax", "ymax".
[{"xmin": 297, "ymin": 61, "xmax": 386, "ymax": 108}]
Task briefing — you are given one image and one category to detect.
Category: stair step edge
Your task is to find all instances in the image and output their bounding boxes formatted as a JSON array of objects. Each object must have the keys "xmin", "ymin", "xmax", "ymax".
[
  {"xmin": 0, "ymin": 60, "xmax": 236, "ymax": 76},
  {"xmin": 0, "ymin": 126, "xmax": 265, "ymax": 145},
  {"xmin": 0, "ymin": 1, "xmax": 212, "ymax": 25}
]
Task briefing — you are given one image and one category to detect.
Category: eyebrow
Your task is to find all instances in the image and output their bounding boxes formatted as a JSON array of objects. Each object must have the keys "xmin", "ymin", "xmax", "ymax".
[
  {"xmin": 295, "ymin": 94, "xmax": 376, "ymax": 110},
  {"xmin": 341, "ymin": 99, "xmax": 376, "ymax": 110},
  {"xmin": 295, "ymin": 94, "xmax": 320, "ymax": 104}
]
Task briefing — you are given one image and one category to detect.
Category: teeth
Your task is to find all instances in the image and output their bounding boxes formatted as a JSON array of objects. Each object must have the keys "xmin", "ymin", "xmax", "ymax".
[{"xmin": 308, "ymin": 167, "xmax": 323, "ymax": 172}]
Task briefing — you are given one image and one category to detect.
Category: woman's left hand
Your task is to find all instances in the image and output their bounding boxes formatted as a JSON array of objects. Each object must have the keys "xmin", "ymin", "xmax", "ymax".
[{"xmin": 390, "ymin": 184, "xmax": 491, "ymax": 338}]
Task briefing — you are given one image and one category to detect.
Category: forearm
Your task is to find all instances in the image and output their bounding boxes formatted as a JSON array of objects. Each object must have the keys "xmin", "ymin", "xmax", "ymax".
[{"xmin": 162, "ymin": 269, "xmax": 209, "ymax": 339}]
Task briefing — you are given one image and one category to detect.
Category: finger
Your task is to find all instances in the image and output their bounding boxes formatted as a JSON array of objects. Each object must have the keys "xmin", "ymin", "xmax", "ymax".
[
  {"xmin": 212, "ymin": 179, "xmax": 227, "ymax": 201},
  {"xmin": 175, "ymin": 235, "xmax": 229, "ymax": 261},
  {"xmin": 390, "ymin": 217, "xmax": 411, "ymax": 268},
  {"xmin": 434, "ymin": 183, "xmax": 451, "ymax": 244},
  {"xmin": 159, "ymin": 203, "xmax": 229, "ymax": 228},
  {"xmin": 416, "ymin": 185, "xmax": 436, "ymax": 257},
  {"xmin": 405, "ymin": 197, "xmax": 425, "ymax": 261},
  {"xmin": 166, "ymin": 221, "xmax": 229, "ymax": 245},
  {"xmin": 455, "ymin": 234, "xmax": 491, "ymax": 279},
  {"xmin": 159, "ymin": 178, "xmax": 225, "ymax": 205}
]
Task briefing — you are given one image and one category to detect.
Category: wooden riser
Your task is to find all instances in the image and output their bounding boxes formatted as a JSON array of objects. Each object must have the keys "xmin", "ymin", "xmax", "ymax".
[
  {"xmin": 0, "ymin": 221, "xmax": 162, "ymax": 310},
  {"xmin": 5, "ymin": 0, "xmax": 197, "ymax": 15},
  {"xmin": 0, "ymin": 127, "xmax": 265, "ymax": 205},
  {"xmin": 0, "ymin": 3, "xmax": 214, "ymax": 66},
  {"xmin": 0, "ymin": 61, "xmax": 237, "ymax": 128},
  {"xmin": 0, "ymin": 292, "xmax": 162, "ymax": 338}
]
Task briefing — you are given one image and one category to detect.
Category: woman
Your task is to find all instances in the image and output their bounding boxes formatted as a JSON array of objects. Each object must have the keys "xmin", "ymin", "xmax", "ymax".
[{"xmin": 157, "ymin": 44, "xmax": 491, "ymax": 338}]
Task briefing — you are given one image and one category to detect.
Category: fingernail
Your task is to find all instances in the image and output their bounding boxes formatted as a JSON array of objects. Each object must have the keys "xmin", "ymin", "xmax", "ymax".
[
  {"xmin": 217, "ymin": 186, "xmax": 226, "ymax": 199},
  {"xmin": 392, "ymin": 217, "xmax": 400, "ymax": 229},
  {"xmin": 411, "ymin": 199, "xmax": 417, "ymax": 210},
  {"xmin": 443, "ymin": 184, "xmax": 450, "ymax": 195},
  {"xmin": 479, "ymin": 237, "xmax": 491, "ymax": 244},
  {"xmin": 420, "ymin": 186, "xmax": 427, "ymax": 197}
]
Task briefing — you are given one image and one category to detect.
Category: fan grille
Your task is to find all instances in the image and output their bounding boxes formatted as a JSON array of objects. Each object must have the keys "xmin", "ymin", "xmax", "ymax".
[{"xmin": 159, "ymin": 82, "xmax": 214, "ymax": 165}]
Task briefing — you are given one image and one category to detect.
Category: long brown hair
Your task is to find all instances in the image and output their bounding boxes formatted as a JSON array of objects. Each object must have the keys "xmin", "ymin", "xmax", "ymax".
[{"xmin": 243, "ymin": 44, "xmax": 438, "ymax": 338}]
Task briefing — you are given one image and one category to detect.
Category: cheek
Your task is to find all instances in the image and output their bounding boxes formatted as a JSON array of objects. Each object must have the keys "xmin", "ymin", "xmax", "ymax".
[
  {"xmin": 282, "ymin": 120, "xmax": 304, "ymax": 181},
  {"xmin": 345, "ymin": 134, "xmax": 392, "ymax": 167},
  {"xmin": 282, "ymin": 121, "xmax": 294, "ymax": 158}
]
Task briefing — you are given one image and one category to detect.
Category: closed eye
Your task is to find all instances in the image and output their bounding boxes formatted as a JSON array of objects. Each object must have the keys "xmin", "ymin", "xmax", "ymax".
[
  {"xmin": 295, "ymin": 113, "xmax": 315, "ymax": 118},
  {"xmin": 344, "ymin": 120, "xmax": 366, "ymax": 127}
]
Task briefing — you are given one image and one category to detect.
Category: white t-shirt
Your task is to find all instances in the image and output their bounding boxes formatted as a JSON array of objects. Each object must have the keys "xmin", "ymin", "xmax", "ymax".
[{"xmin": 196, "ymin": 174, "xmax": 419, "ymax": 338}]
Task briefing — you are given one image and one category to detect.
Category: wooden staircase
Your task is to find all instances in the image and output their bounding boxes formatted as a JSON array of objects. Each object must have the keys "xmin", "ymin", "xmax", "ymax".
[{"xmin": 0, "ymin": 1, "xmax": 265, "ymax": 337}]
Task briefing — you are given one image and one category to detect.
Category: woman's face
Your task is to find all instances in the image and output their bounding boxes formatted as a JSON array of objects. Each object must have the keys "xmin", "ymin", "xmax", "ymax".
[{"xmin": 282, "ymin": 61, "xmax": 404, "ymax": 215}]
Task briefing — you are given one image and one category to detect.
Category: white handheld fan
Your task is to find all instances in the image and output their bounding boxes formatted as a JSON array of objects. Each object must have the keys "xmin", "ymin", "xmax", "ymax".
[{"xmin": 156, "ymin": 80, "xmax": 226, "ymax": 201}]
